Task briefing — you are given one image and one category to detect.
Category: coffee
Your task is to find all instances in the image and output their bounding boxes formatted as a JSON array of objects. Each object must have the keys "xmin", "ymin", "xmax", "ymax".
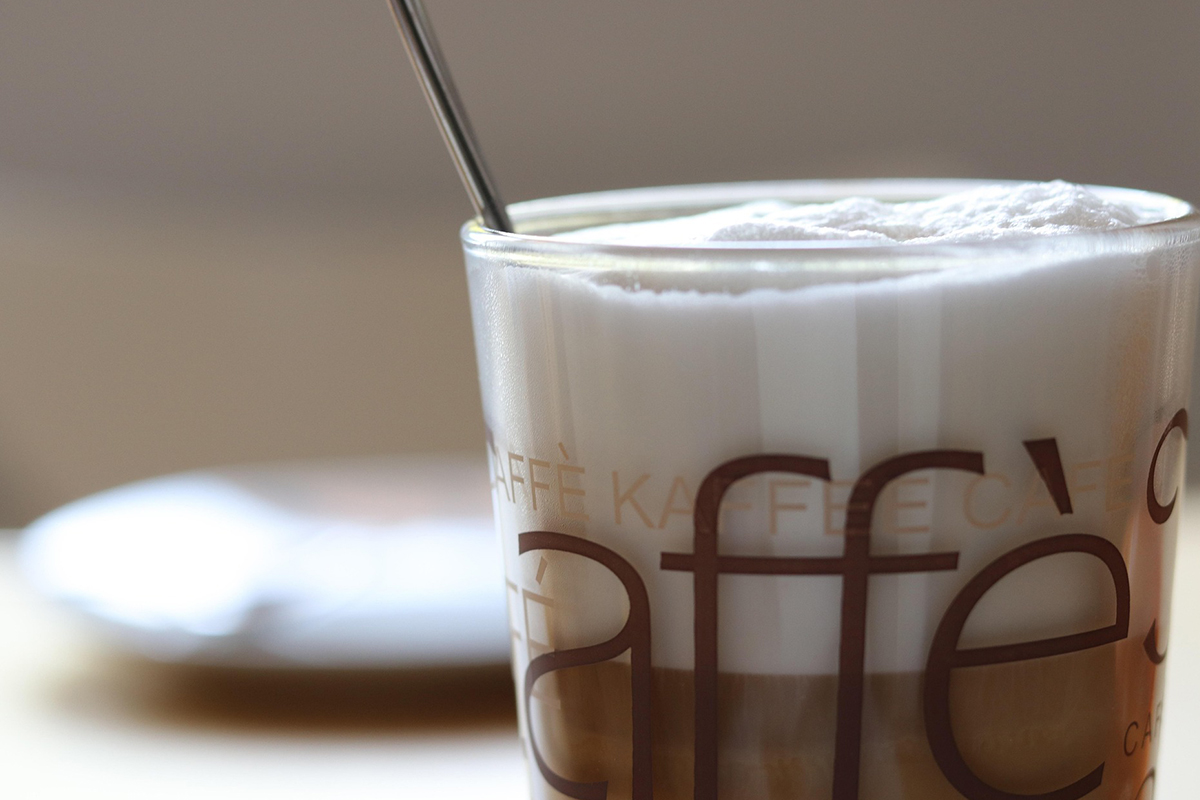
[
  {"xmin": 462, "ymin": 180, "xmax": 1198, "ymax": 799},
  {"xmin": 531, "ymin": 651, "xmax": 1143, "ymax": 800}
]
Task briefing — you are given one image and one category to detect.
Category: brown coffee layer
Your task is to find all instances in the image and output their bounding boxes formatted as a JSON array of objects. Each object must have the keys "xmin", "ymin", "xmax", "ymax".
[{"xmin": 527, "ymin": 648, "xmax": 1141, "ymax": 799}]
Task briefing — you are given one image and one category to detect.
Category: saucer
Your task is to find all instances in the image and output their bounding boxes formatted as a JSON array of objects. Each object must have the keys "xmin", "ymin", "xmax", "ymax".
[{"xmin": 19, "ymin": 457, "xmax": 510, "ymax": 669}]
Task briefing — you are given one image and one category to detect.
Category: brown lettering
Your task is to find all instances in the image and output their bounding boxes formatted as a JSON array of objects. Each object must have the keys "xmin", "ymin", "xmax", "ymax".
[
  {"xmin": 658, "ymin": 476, "xmax": 695, "ymax": 529},
  {"xmin": 824, "ymin": 479, "xmax": 853, "ymax": 535},
  {"xmin": 509, "ymin": 452, "xmax": 527, "ymax": 504},
  {"xmin": 834, "ymin": 450, "xmax": 983, "ymax": 800},
  {"xmin": 661, "ymin": 449, "xmax": 983, "ymax": 800},
  {"xmin": 769, "ymin": 478, "xmax": 811, "ymax": 535},
  {"xmin": 504, "ymin": 580, "xmax": 521, "ymax": 643},
  {"xmin": 1069, "ymin": 460, "xmax": 1102, "ymax": 498},
  {"xmin": 556, "ymin": 461, "xmax": 589, "ymax": 521},
  {"xmin": 1023, "ymin": 438, "xmax": 1073, "ymax": 514},
  {"xmin": 894, "ymin": 476, "xmax": 931, "ymax": 534},
  {"xmin": 519, "ymin": 531, "xmax": 652, "ymax": 800},
  {"xmin": 487, "ymin": 433, "xmax": 510, "ymax": 502},
  {"xmin": 1144, "ymin": 620, "xmax": 1167, "ymax": 665},
  {"xmin": 1105, "ymin": 452, "xmax": 1135, "ymax": 513},
  {"xmin": 613, "ymin": 472, "xmax": 654, "ymax": 528},
  {"xmin": 529, "ymin": 458, "xmax": 552, "ymax": 511},
  {"xmin": 1124, "ymin": 721, "xmax": 1140, "ymax": 757},
  {"xmin": 963, "ymin": 473, "xmax": 1012, "ymax": 530},
  {"xmin": 923, "ymin": 533, "xmax": 1131, "ymax": 800},
  {"xmin": 1147, "ymin": 408, "xmax": 1188, "ymax": 524},
  {"xmin": 1016, "ymin": 473, "xmax": 1056, "ymax": 524}
]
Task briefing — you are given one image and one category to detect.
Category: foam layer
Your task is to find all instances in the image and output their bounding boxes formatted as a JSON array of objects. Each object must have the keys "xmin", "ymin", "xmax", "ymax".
[{"xmin": 555, "ymin": 181, "xmax": 1164, "ymax": 245}]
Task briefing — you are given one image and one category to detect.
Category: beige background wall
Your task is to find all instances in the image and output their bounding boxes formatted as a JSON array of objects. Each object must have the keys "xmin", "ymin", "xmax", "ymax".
[{"xmin": 0, "ymin": 1, "xmax": 1198, "ymax": 524}]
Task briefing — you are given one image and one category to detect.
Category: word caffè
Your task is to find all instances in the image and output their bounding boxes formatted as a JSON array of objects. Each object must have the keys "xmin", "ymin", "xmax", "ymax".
[{"xmin": 489, "ymin": 408, "xmax": 1187, "ymax": 800}]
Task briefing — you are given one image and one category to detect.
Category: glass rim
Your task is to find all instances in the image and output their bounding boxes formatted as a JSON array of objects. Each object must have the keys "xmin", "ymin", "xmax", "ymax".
[{"xmin": 460, "ymin": 179, "xmax": 1200, "ymax": 266}]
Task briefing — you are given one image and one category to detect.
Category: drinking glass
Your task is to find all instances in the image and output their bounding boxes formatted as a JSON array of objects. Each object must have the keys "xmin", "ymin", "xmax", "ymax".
[{"xmin": 462, "ymin": 180, "xmax": 1200, "ymax": 800}]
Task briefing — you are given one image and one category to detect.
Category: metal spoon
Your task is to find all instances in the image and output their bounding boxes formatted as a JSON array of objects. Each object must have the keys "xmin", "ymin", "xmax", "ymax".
[{"xmin": 387, "ymin": 0, "xmax": 513, "ymax": 232}]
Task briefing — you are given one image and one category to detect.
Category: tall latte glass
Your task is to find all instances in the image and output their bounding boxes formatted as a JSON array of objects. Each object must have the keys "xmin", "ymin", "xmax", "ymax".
[{"xmin": 461, "ymin": 180, "xmax": 1200, "ymax": 800}]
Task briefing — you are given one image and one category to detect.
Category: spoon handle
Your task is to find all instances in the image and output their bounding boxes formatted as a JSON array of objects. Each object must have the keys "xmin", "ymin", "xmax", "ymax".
[{"xmin": 388, "ymin": 0, "xmax": 513, "ymax": 232}]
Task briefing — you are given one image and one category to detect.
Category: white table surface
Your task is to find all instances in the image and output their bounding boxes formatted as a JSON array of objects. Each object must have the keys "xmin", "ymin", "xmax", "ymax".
[
  {"xmin": 0, "ymin": 532, "xmax": 528, "ymax": 800},
  {"xmin": 3, "ymin": 498, "xmax": 1199, "ymax": 799}
]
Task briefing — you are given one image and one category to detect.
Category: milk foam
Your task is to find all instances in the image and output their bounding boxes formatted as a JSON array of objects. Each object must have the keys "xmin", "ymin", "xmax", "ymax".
[
  {"xmin": 555, "ymin": 181, "xmax": 1163, "ymax": 245},
  {"xmin": 469, "ymin": 182, "xmax": 1197, "ymax": 676}
]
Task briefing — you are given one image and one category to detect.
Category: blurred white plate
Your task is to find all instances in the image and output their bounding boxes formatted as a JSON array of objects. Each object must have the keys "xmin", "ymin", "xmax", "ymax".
[{"xmin": 18, "ymin": 457, "xmax": 510, "ymax": 669}]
